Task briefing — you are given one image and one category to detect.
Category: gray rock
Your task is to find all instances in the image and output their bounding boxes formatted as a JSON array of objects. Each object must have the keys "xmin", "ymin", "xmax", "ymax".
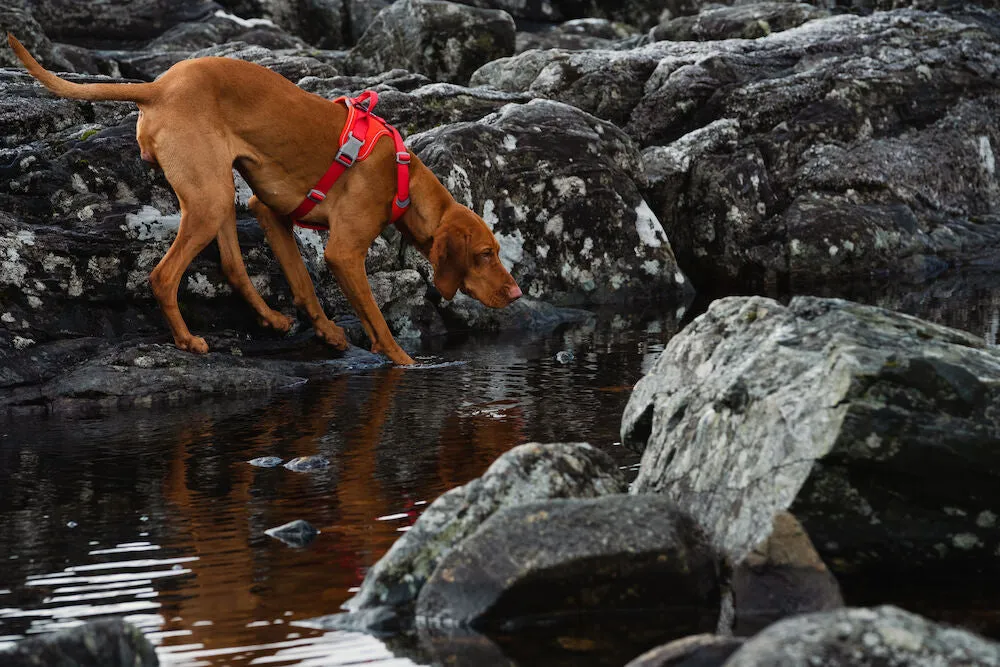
[
  {"xmin": 249, "ymin": 455, "xmax": 284, "ymax": 467},
  {"xmin": 472, "ymin": 11, "xmax": 1000, "ymax": 284},
  {"xmin": 622, "ymin": 296, "xmax": 1000, "ymax": 574},
  {"xmin": 347, "ymin": 0, "xmax": 516, "ymax": 85},
  {"xmin": 1, "ymin": 618, "xmax": 158, "ymax": 667},
  {"xmin": 441, "ymin": 294, "xmax": 592, "ymax": 332},
  {"xmin": 415, "ymin": 494, "xmax": 722, "ymax": 629},
  {"xmin": 265, "ymin": 518, "xmax": 320, "ymax": 546},
  {"xmin": 516, "ymin": 18, "xmax": 639, "ymax": 52},
  {"xmin": 626, "ymin": 634, "xmax": 745, "ymax": 667},
  {"xmin": 408, "ymin": 99, "xmax": 692, "ymax": 307},
  {"xmin": 324, "ymin": 442, "xmax": 626, "ymax": 624},
  {"xmin": 259, "ymin": 0, "xmax": 349, "ymax": 49},
  {"xmin": 723, "ymin": 605, "xmax": 1000, "ymax": 667},
  {"xmin": 0, "ymin": 337, "xmax": 387, "ymax": 416},
  {"xmin": 650, "ymin": 3, "xmax": 828, "ymax": 42},
  {"xmin": 26, "ymin": 0, "xmax": 219, "ymax": 47},
  {"xmin": 283, "ymin": 455, "xmax": 332, "ymax": 471},
  {"xmin": 0, "ymin": 0, "xmax": 75, "ymax": 72}
]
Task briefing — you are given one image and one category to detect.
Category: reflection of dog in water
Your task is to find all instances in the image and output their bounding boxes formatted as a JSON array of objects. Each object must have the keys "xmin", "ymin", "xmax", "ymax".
[{"xmin": 9, "ymin": 34, "xmax": 521, "ymax": 365}]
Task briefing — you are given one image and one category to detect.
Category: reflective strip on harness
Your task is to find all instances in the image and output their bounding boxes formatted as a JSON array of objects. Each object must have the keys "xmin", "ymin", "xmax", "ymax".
[{"xmin": 290, "ymin": 90, "xmax": 411, "ymax": 229}]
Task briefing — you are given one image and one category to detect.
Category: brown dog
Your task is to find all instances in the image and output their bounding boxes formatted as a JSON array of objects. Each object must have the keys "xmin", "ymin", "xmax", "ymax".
[{"xmin": 8, "ymin": 34, "xmax": 521, "ymax": 365}]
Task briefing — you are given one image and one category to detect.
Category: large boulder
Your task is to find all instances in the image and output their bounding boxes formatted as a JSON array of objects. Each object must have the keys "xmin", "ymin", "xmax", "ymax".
[
  {"xmin": 649, "ymin": 3, "xmax": 828, "ymax": 42},
  {"xmin": 408, "ymin": 99, "xmax": 692, "ymax": 306},
  {"xmin": 25, "ymin": 0, "xmax": 220, "ymax": 47},
  {"xmin": 473, "ymin": 11, "xmax": 1000, "ymax": 286},
  {"xmin": 621, "ymin": 296, "xmax": 1000, "ymax": 576},
  {"xmin": 723, "ymin": 606, "xmax": 1000, "ymax": 666},
  {"xmin": 1, "ymin": 619, "xmax": 158, "ymax": 667},
  {"xmin": 347, "ymin": 0, "xmax": 516, "ymax": 85},
  {"xmin": 310, "ymin": 442, "xmax": 626, "ymax": 630},
  {"xmin": 415, "ymin": 494, "xmax": 722, "ymax": 630}
]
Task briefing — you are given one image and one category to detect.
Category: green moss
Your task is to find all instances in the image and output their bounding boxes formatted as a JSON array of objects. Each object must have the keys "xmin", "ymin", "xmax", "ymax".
[{"xmin": 80, "ymin": 128, "xmax": 99, "ymax": 141}]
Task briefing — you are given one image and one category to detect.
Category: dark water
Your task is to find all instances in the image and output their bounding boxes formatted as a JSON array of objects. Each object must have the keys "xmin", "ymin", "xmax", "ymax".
[
  {"xmin": 1, "ymin": 276, "xmax": 999, "ymax": 665},
  {"xmin": 0, "ymin": 308, "xmax": 676, "ymax": 666}
]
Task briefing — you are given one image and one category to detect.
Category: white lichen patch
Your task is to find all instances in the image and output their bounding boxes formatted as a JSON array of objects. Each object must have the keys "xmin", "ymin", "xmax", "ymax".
[
  {"xmin": 642, "ymin": 259, "xmax": 660, "ymax": 275},
  {"xmin": 481, "ymin": 199, "xmax": 498, "ymax": 230},
  {"xmin": 978, "ymin": 135, "xmax": 995, "ymax": 176},
  {"xmin": 187, "ymin": 273, "xmax": 222, "ymax": 298},
  {"xmin": 976, "ymin": 510, "xmax": 997, "ymax": 528},
  {"xmin": 634, "ymin": 200, "xmax": 665, "ymax": 248},
  {"xmin": 123, "ymin": 206, "xmax": 181, "ymax": 241},
  {"xmin": 951, "ymin": 532, "xmax": 983, "ymax": 550},
  {"xmin": 674, "ymin": 270, "xmax": 687, "ymax": 285},
  {"xmin": 1, "ymin": 230, "xmax": 36, "ymax": 287},
  {"xmin": 502, "ymin": 134, "xmax": 517, "ymax": 151},
  {"xmin": 536, "ymin": 242, "xmax": 549, "ymax": 259},
  {"xmin": 1, "ymin": 312, "xmax": 14, "ymax": 324},
  {"xmin": 446, "ymin": 164, "xmax": 473, "ymax": 207},
  {"xmin": 496, "ymin": 229, "xmax": 524, "ymax": 268},
  {"xmin": 13, "ymin": 335, "xmax": 35, "ymax": 350},
  {"xmin": 544, "ymin": 214, "xmax": 564, "ymax": 237},
  {"xmin": 552, "ymin": 176, "xmax": 587, "ymax": 198}
]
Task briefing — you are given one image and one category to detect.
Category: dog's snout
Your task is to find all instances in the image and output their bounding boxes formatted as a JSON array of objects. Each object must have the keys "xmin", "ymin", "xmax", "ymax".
[{"xmin": 507, "ymin": 283, "xmax": 522, "ymax": 302}]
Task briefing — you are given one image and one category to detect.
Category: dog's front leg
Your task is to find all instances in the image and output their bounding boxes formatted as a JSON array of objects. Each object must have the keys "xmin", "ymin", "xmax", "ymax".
[{"xmin": 324, "ymin": 244, "xmax": 415, "ymax": 366}]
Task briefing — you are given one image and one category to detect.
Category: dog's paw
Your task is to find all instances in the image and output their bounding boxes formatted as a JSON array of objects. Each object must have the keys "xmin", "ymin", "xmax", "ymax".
[
  {"xmin": 260, "ymin": 310, "xmax": 294, "ymax": 334},
  {"xmin": 178, "ymin": 335, "xmax": 209, "ymax": 354},
  {"xmin": 315, "ymin": 321, "xmax": 349, "ymax": 350}
]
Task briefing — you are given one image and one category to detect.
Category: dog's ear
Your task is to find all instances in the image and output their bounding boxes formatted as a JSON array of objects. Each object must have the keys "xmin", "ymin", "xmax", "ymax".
[{"xmin": 429, "ymin": 224, "xmax": 468, "ymax": 300}]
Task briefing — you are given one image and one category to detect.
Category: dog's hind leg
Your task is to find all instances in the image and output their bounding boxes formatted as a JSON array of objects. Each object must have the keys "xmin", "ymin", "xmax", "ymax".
[
  {"xmin": 148, "ymin": 143, "xmax": 236, "ymax": 354},
  {"xmin": 248, "ymin": 196, "xmax": 349, "ymax": 351},
  {"xmin": 216, "ymin": 219, "xmax": 293, "ymax": 333}
]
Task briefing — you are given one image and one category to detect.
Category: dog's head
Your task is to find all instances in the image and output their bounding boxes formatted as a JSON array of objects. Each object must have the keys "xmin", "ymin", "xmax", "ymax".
[{"xmin": 429, "ymin": 206, "xmax": 521, "ymax": 308}]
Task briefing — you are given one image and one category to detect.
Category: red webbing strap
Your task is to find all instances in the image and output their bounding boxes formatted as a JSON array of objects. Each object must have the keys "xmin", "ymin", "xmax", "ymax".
[
  {"xmin": 290, "ymin": 92, "xmax": 376, "ymax": 222},
  {"xmin": 389, "ymin": 125, "xmax": 410, "ymax": 223},
  {"xmin": 291, "ymin": 90, "xmax": 411, "ymax": 227}
]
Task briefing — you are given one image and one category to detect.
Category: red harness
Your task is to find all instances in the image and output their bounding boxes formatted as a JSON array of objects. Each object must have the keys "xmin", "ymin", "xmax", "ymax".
[{"xmin": 290, "ymin": 90, "xmax": 410, "ymax": 230}]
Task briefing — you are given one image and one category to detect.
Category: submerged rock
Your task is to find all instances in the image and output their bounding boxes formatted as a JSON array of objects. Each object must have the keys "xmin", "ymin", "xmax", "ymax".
[
  {"xmin": 2, "ymin": 618, "xmax": 158, "ymax": 667},
  {"xmin": 265, "ymin": 519, "xmax": 320, "ymax": 547},
  {"xmin": 415, "ymin": 494, "xmax": 722, "ymax": 630},
  {"xmin": 248, "ymin": 456, "xmax": 284, "ymax": 467},
  {"xmin": 283, "ymin": 455, "xmax": 332, "ymax": 471},
  {"xmin": 724, "ymin": 605, "xmax": 1000, "ymax": 666},
  {"xmin": 622, "ymin": 296, "xmax": 1000, "ymax": 575},
  {"xmin": 730, "ymin": 512, "xmax": 843, "ymax": 636},
  {"xmin": 311, "ymin": 442, "xmax": 626, "ymax": 631},
  {"xmin": 625, "ymin": 634, "xmax": 744, "ymax": 667}
]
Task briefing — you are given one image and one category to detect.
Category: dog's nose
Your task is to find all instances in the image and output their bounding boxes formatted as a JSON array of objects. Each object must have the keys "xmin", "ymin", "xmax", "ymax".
[{"xmin": 507, "ymin": 283, "xmax": 522, "ymax": 302}]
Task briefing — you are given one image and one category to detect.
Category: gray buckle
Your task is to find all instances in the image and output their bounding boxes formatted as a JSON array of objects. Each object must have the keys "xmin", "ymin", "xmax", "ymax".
[
  {"xmin": 307, "ymin": 188, "xmax": 326, "ymax": 204},
  {"xmin": 396, "ymin": 196, "xmax": 410, "ymax": 208},
  {"xmin": 335, "ymin": 131, "xmax": 364, "ymax": 168},
  {"xmin": 395, "ymin": 151, "xmax": 410, "ymax": 165}
]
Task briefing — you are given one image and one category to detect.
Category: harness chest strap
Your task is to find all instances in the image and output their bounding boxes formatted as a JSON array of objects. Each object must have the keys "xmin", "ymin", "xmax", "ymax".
[{"xmin": 291, "ymin": 90, "xmax": 410, "ymax": 229}]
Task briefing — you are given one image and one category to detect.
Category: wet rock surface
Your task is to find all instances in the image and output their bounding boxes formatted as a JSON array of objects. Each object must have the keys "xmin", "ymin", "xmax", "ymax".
[
  {"xmin": 2, "ymin": 618, "xmax": 158, "ymax": 667},
  {"xmin": 309, "ymin": 442, "xmax": 626, "ymax": 631},
  {"xmin": 723, "ymin": 605, "xmax": 1000, "ymax": 667},
  {"xmin": 622, "ymin": 296, "xmax": 1000, "ymax": 576},
  {"xmin": 0, "ymin": 333, "xmax": 387, "ymax": 416},
  {"xmin": 414, "ymin": 494, "xmax": 722, "ymax": 630},
  {"xmin": 625, "ymin": 634, "xmax": 744, "ymax": 667}
]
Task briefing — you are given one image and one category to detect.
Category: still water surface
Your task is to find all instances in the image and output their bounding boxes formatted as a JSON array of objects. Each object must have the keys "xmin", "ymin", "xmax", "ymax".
[{"xmin": 1, "ymin": 279, "xmax": 999, "ymax": 666}]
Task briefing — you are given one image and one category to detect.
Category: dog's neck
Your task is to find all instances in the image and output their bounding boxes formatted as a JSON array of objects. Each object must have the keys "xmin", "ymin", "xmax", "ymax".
[{"xmin": 394, "ymin": 159, "xmax": 456, "ymax": 255}]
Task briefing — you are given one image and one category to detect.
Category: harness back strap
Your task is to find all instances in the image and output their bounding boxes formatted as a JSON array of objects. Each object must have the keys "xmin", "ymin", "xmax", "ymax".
[{"xmin": 290, "ymin": 90, "xmax": 410, "ymax": 230}]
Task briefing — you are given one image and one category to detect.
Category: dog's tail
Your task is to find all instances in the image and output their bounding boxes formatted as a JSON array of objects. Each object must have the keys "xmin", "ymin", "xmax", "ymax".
[{"xmin": 7, "ymin": 33, "xmax": 155, "ymax": 104}]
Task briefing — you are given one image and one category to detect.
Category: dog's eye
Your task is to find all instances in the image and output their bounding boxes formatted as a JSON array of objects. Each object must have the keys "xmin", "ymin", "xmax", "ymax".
[{"xmin": 477, "ymin": 250, "xmax": 493, "ymax": 263}]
